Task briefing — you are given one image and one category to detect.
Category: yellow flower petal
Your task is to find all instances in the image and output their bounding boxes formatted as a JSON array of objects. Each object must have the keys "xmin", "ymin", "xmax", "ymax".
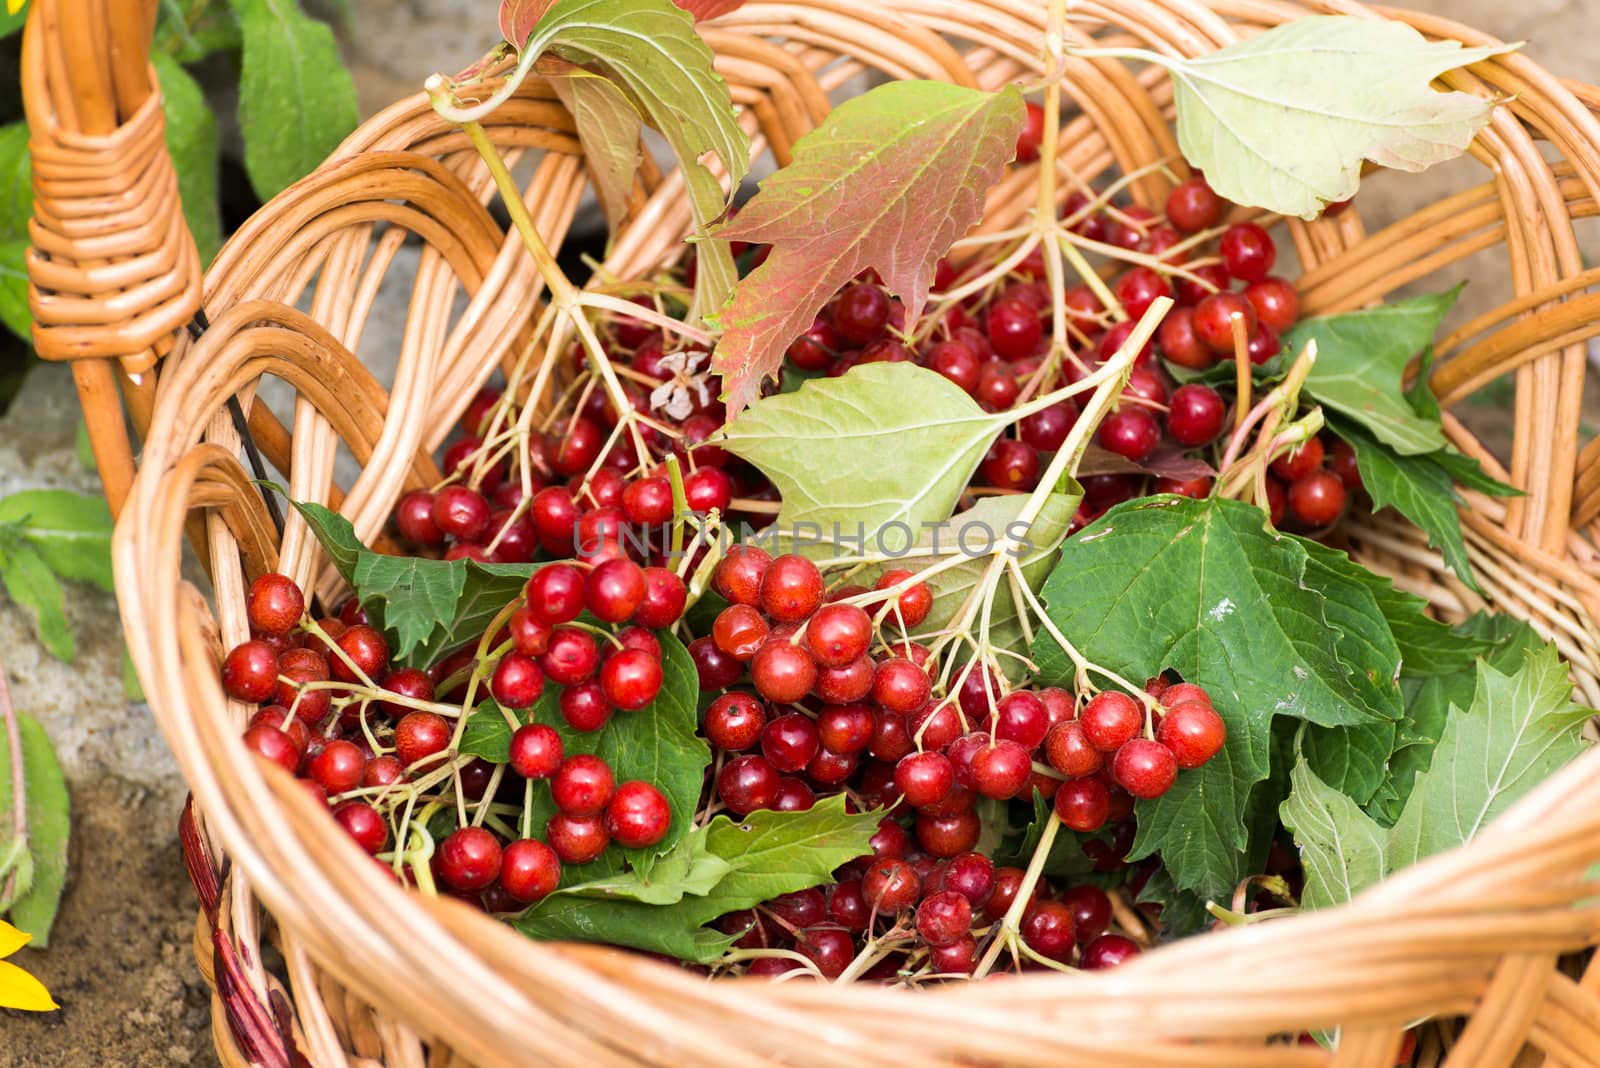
[
  {"xmin": 0, "ymin": 918, "xmax": 29, "ymax": 958},
  {"xmin": 6, "ymin": 1, "xmax": 24, "ymax": 17},
  {"xmin": 0, "ymin": 958, "xmax": 57, "ymax": 1011}
]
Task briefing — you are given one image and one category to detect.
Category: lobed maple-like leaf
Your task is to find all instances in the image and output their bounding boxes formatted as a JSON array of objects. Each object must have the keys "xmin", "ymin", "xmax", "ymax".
[{"xmin": 709, "ymin": 81, "xmax": 1024, "ymax": 416}]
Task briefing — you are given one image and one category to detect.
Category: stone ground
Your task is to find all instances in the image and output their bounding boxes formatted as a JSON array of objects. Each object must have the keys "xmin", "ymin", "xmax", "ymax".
[{"xmin": 2, "ymin": 0, "xmax": 1597, "ymax": 1065}]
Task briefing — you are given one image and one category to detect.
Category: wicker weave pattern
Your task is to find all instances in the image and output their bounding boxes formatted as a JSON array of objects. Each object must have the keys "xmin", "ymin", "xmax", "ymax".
[{"xmin": 23, "ymin": 0, "xmax": 1600, "ymax": 1064}]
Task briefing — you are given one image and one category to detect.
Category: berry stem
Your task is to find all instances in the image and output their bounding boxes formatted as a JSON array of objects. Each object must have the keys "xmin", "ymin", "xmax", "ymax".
[{"xmin": 974, "ymin": 811, "xmax": 1063, "ymax": 978}]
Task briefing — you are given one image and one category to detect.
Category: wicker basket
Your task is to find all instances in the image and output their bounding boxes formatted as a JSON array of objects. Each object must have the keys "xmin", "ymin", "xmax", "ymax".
[{"xmin": 24, "ymin": 0, "xmax": 1600, "ymax": 1064}]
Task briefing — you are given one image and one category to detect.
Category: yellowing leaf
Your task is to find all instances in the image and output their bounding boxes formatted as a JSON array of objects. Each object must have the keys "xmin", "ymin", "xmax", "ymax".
[
  {"xmin": 711, "ymin": 81, "xmax": 1023, "ymax": 415},
  {"xmin": 547, "ymin": 64, "xmax": 643, "ymax": 231},
  {"xmin": 1111, "ymin": 17, "xmax": 1513, "ymax": 219}
]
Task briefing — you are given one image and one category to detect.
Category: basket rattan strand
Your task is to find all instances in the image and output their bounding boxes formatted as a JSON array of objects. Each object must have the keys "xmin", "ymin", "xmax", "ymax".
[{"xmin": 22, "ymin": 0, "xmax": 1600, "ymax": 1064}]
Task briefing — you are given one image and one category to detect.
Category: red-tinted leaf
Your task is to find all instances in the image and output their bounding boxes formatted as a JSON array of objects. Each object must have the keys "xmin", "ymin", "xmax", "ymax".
[
  {"xmin": 500, "ymin": 0, "xmax": 554, "ymax": 47},
  {"xmin": 502, "ymin": 0, "xmax": 740, "ymax": 44},
  {"xmin": 674, "ymin": 0, "xmax": 746, "ymax": 18},
  {"xmin": 710, "ymin": 81, "xmax": 1023, "ymax": 416},
  {"xmin": 1077, "ymin": 444, "xmax": 1216, "ymax": 481}
]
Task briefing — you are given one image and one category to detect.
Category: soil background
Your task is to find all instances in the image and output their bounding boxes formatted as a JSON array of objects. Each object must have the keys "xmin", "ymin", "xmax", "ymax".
[{"xmin": 4, "ymin": 0, "xmax": 1599, "ymax": 1064}]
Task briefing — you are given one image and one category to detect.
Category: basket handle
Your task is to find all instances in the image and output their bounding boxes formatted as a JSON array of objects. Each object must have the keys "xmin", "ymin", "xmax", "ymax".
[{"xmin": 20, "ymin": 0, "xmax": 203, "ymax": 517}]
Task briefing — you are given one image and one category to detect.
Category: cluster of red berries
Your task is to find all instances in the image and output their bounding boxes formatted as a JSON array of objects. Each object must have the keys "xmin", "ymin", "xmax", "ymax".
[
  {"xmin": 722, "ymin": 845, "xmax": 1140, "ymax": 978},
  {"xmin": 1264, "ymin": 432, "xmax": 1365, "ymax": 531},
  {"xmin": 228, "ymin": 553, "xmax": 695, "ymax": 910}
]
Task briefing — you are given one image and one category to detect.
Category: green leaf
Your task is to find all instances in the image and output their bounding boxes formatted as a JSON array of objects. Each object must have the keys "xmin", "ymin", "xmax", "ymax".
[
  {"xmin": 154, "ymin": 54, "xmax": 223, "ymax": 265},
  {"xmin": 0, "ymin": 3, "xmax": 27, "ymax": 38},
  {"xmin": 1375, "ymin": 614, "xmax": 1544, "ymax": 822},
  {"xmin": 0, "ymin": 543, "xmax": 73, "ymax": 661},
  {"xmin": 560, "ymin": 825, "xmax": 732, "ymax": 905},
  {"xmin": 1032, "ymin": 495, "xmax": 1386, "ymax": 899},
  {"xmin": 719, "ymin": 363, "xmax": 1006, "ymax": 551},
  {"xmin": 0, "ymin": 490, "xmax": 115, "ymax": 592},
  {"xmin": 1328, "ymin": 414, "xmax": 1478, "ymax": 590},
  {"xmin": 1287, "ymin": 289, "xmax": 1459, "ymax": 455},
  {"xmin": 0, "ymin": 241, "xmax": 29, "ymax": 341},
  {"xmin": 523, "ymin": 0, "xmax": 747, "ymax": 323},
  {"xmin": 464, "ymin": 634, "xmax": 707, "ymax": 873},
  {"xmin": 156, "ymin": 0, "xmax": 242, "ymax": 62},
  {"xmin": 0, "ymin": 124, "xmax": 31, "ymax": 242},
  {"xmin": 851, "ymin": 489, "xmax": 1080, "ymax": 680},
  {"xmin": 1283, "ymin": 642, "xmax": 1590, "ymax": 909},
  {"xmin": 1433, "ymin": 448, "xmax": 1521, "ymax": 498},
  {"xmin": 122, "ymin": 644, "xmax": 146, "ymax": 703},
  {"xmin": 0, "ymin": 714, "xmax": 70, "ymax": 945},
  {"xmin": 1148, "ymin": 16, "xmax": 1512, "ymax": 219},
  {"xmin": 513, "ymin": 796, "xmax": 878, "ymax": 961},
  {"xmin": 548, "ymin": 65, "xmax": 643, "ymax": 232},
  {"xmin": 75, "ymin": 423, "xmax": 95, "ymax": 472},
  {"xmin": 285, "ymin": 497, "xmax": 536, "ymax": 666},
  {"xmin": 230, "ymin": 0, "xmax": 359, "ymax": 200},
  {"xmin": 711, "ymin": 81, "xmax": 1023, "ymax": 415}
]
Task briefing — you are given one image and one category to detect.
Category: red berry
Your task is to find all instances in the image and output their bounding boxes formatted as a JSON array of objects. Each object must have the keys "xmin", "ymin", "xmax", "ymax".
[
  {"xmin": 895, "ymin": 751, "xmax": 955, "ymax": 809},
  {"xmin": 527, "ymin": 564, "xmax": 586, "ymax": 624},
  {"xmin": 688, "ymin": 636, "xmax": 743, "ymax": 692},
  {"xmin": 559, "ymin": 681, "xmax": 612, "ymax": 732},
  {"xmin": 333, "ymin": 801, "xmax": 387, "ymax": 854},
  {"xmin": 805, "ymin": 603, "xmax": 872, "ymax": 668},
  {"xmin": 795, "ymin": 927, "xmax": 855, "ymax": 979},
  {"xmin": 1288, "ymin": 470, "xmax": 1347, "ymax": 527},
  {"xmin": 761, "ymin": 713, "xmax": 821, "ymax": 773},
  {"xmin": 929, "ymin": 935, "xmax": 978, "ymax": 975},
  {"xmin": 1080, "ymin": 692, "xmax": 1143, "ymax": 752},
  {"xmin": 1081, "ymin": 933, "xmax": 1142, "ymax": 970},
  {"xmin": 981, "ymin": 439, "xmax": 1041, "ymax": 491},
  {"xmin": 773, "ymin": 776, "xmax": 816, "ymax": 811},
  {"xmin": 621, "ymin": 476, "xmax": 674, "ymax": 525},
  {"xmin": 1270, "ymin": 437, "xmax": 1325, "ymax": 482},
  {"xmin": 1098, "ymin": 408, "xmax": 1160, "ymax": 463},
  {"xmin": 222, "ymin": 640, "xmax": 279, "ymax": 703},
  {"xmin": 437, "ymin": 827, "xmax": 503, "ymax": 892},
  {"xmin": 1019, "ymin": 401, "xmax": 1077, "ymax": 453},
  {"xmin": 1112, "ymin": 738, "xmax": 1179, "ymax": 798},
  {"xmin": 1244, "ymin": 276, "xmax": 1299, "ymax": 334},
  {"xmin": 600, "ymin": 647, "xmax": 663, "ymax": 711},
  {"xmin": 861, "ymin": 857, "xmax": 921, "ymax": 912},
  {"xmin": 1192, "ymin": 291, "xmax": 1258, "ymax": 354},
  {"xmin": 831, "ymin": 283, "xmax": 891, "ymax": 344},
  {"xmin": 394, "ymin": 711, "xmax": 449, "ymax": 769},
  {"xmin": 1176, "ymin": 263, "xmax": 1230, "ymax": 308},
  {"xmin": 874, "ymin": 569, "xmax": 933, "ymax": 628},
  {"xmin": 712, "ymin": 545, "xmax": 772, "ymax": 606},
  {"xmin": 1044, "ymin": 720, "xmax": 1104, "ymax": 779},
  {"xmin": 394, "ymin": 490, "xmax": 445, "ymax": 546},
  {"xmin": 1113, "ymin": 267, "xmax": 1171, "ymax": 321},
  {"xmin": 987, "ymin": 299, "xmax": 1042, "ymax": 360},
  {"xmin": 916, "ymin": 890, "xmax": 973, "ymax": 948},
  {"xmin": 491, "ymin": 653, "xmax": 545, "ymax": 710},
  {"xmin": 872, "ymin": 657, "xmax": 931, "ymax": 714},
  {"xmin": 530, "ymin": 487, "xmax": 580, "ymax": 554},
  {"xmin": 1157, "ymin": 306, "xmax": 1214, "ymax": 370},
  {"xmin": 1166, "ymin": 384, "xmax": 1227, "ymax": 447},
  {"xmin": 585, "ymin": 558, "xmax": 646, "ymax": 623},
  {"xmin": 507, "ymin": 608, "xmax": 552, "ymax": 659},
  {"xmin": 1328, "ymin": 438, "xmax": 1363, "ymax": 491},
  {"xmin": 243, "ymin": 723, "xmax": 301, "ymax": 773},
  {"xmin": 500, "ymin": 839, "xmax": 561, "ymax": 903},
  {"xmin": 1220, "ymin": 222, "xmax": 1276, "ymax": 283},
  {"xmin": 1021, "ymin": 900, "xmax": 1076, "ymax": 961},
  {"xmin": 1061, "ymin": 885, "xmax": 1112, "ymax": 942},
  {"xmin": 682, "ymin": 466, "xmax": 734, "ymax": 514},
  {"xmin": 634, "ymin": 568, "xmax": 687, "ymax": 629},
  {"xmin": 928, "ymin": 339, "xmax": 981, "ymax": 395},
  {"xmin": 970, "ymin": 739, "xmax": 1033, "ymax": 800},
  {"xmin": 1165, "ymin": 176, "xmax": 1224, "ymax": 233},
  {"xmin": 1014, "ymin": 101, "xmax": 1044, "ymax": 162},
  {"xmin": 509, "ymin": 723, "xmax": 563, "ymax": 779},
  {"xmin": 760, "ymin": 555, "xmax": 824, "ymax": 623},
  {"xmin": 540, "ymin": 627, "xmax": 600, "ymax": 686},
  {"xmin": 247, "ymin": 573, "xmax": 304, "ymax": 636},
  {"xmin": 604, "ymin": 780, "xmax": 671, "ymax": 849},
  {"xmin": 750, "ymin": 641, "xmax": 817, "ymax": 704},
  {"xmin": 545, "ymin": 813, "xmax": 609, "ymax": 864},
  {"xmin": 551, "ymin": 754, "xmax": 616, "ymax": 817},
  {"xmin": 816, "ymin": 703, "xmax": 875, "ymax": 755},
  {"xmin": 717, "ymin": 754, "xmax": 781, "ymax": 815},
  {"xmin": 432, "ymin": 486, "xmax": 491, "ymax": 542},
  {"xmin": 705, "ymin": 693, "xmax": 767, "ymax": 752},
  {"xmin": 994, "ymin": 691, "xmax": 1050, "ymax": 750},
  {"xmin": 1157, "ymin": 701, "xmax": 1227, "ymax": 768},
  {"xmin": 1054, "ymin": 776, "xmax": 1111, "ymax": 832}
]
